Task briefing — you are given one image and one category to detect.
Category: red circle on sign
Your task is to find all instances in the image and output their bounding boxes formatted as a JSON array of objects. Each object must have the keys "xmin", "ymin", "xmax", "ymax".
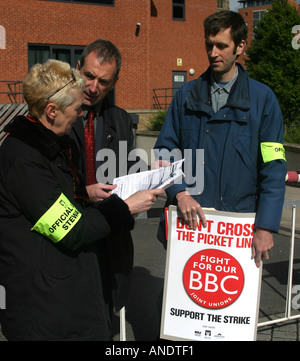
[{"xmin": 183, "ymin": 249, "xmax": 244, "ymax": 309}]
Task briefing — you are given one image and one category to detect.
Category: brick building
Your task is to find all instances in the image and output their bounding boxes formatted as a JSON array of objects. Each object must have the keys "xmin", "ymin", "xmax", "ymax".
[
  {"xmin": 0, "ymin": 0, "xmax": 217, "ymax": 110},
  {"xmin": 238, "ymin": 0, "xmax": 300, "ymax": 66},
  {"xmin": 217, "ymin": 0, "xmax": 229, "ymax": 10}
]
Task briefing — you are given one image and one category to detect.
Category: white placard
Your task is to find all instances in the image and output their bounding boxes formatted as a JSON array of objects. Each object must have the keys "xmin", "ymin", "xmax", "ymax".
[{"xmin": 160, "ymin": 206, "xmax": 262, "ymax": 341}]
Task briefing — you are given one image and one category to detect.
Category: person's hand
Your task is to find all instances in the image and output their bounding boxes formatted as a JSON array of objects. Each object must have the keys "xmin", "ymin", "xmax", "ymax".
[
  {"xmin": 124, "ymin": 189, "xmax": 165, "ymax": 217},
  {"xmin": 176, "ymin": 191, "xmax": 207, "ymax": 230},
  {"xmin": 86, "ymin": 183, "xmax": 117, "ymax": 203},
  {"xmin": 150, "ymin": 160, "xmax": 171, "ymax": 169},
  {"xmin": 251, "ymin": 227, "xmax": 274, "ymax": 268}
]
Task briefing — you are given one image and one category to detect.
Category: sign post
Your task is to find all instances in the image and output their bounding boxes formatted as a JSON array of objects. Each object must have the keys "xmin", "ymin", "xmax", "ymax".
[{"xmin": 160, "ymin": 206, "xmax": 262, "ymax": 341}]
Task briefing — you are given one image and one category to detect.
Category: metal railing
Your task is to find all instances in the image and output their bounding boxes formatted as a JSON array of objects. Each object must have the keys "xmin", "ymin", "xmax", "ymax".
[
  {"xmin": 0, "ymin": 81, "xmax": 24, "ymax": 104},
  {"xmin": 153, "ymin": 88, "xmax": 174, "ymax": 109},
  {"xmin": 0, "ymin": 103, "xmax": 29, "ymax": 145},
  {"xmin": 257, "ymin": 202, "xmax": 300, "ymax": 328},
  {"xmin": 1, "ymin": 82, "xmax": 175, "ymax": 108}
]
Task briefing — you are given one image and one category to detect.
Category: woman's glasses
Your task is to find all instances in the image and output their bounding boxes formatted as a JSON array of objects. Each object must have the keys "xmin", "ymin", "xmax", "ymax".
[{"xmin": 47, "ymin": 71, "xmax": 76, "ymax": 100}]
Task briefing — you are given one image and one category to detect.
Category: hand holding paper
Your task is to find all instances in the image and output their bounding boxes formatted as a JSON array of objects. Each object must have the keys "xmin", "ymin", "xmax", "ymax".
[
  {"xmin": 124, "ymin": 188, "xmax": 165, "ymax": 217},
  {"xmin": 112, "ymin": 159, "xmax": 185, "ymax": 200},
  {"xmin": 86, "ymin": 183, "xmax": 117, "ymax": 202}
]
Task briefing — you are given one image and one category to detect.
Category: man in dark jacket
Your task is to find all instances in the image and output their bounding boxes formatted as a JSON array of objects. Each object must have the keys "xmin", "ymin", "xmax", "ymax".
[
  {"xmin": 67, "ymin": 39, "xmax": 142, "ymax": 325},
  {"xmin": 154, "ymin": 11, "xmax": 287, "ymax": 268},
  {"xmin": 68, "ymin": 39, "xmax": 138, "ymax": 201}
]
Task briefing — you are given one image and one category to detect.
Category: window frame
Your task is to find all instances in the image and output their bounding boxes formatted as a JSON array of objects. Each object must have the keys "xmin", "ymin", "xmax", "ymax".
[
  {"xmin": 172, "ymin": 0, "xmax": 185, "ymax": 21},
  {"xmin": 41, "ymin": 0, "xmax": 114, "ymax": 6},
  {"xmin": 28, "ymin": 44, "xmax": 86, "ymax": 71}
]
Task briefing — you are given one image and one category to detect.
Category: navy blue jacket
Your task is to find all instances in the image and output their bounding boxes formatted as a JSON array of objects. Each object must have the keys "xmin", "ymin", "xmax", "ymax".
[{"xmin": 155, "ymin": 64, "xmax": 286, "ymax": 245}]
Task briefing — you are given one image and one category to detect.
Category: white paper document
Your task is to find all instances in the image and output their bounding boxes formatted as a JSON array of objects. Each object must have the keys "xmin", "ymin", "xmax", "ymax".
[{"xmin": 112, "ymin": 159, "xmax": 184, "ymax": 200}]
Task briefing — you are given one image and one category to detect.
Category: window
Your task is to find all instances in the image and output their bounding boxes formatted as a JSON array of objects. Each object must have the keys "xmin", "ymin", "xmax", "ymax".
[
  {"xmin": 172, "ymin": 0, "xmax": 185, "ymax": 21},
  {"xmin": 252, "ymin": 10, "xmax": 267, "ymax": 39},
  {"xmin": 28, "ymin": 44, "xmax": 85, "ymax": 71},
  {"xmin": 241, "ymin": 0, "xmax": 271, "ymax": 8},
  {"xmin": 253, "ymin": 10, "xmax": 267, "ymax": 29},
  {"xmin": 43, "ymin": 0, "xmax": 114, "ymax": 4}
]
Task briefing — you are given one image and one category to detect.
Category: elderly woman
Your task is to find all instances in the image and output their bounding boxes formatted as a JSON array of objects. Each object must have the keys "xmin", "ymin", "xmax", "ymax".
[{"xmin": 0, "ymin": 59, "xmax": 163, "ymax": 341}]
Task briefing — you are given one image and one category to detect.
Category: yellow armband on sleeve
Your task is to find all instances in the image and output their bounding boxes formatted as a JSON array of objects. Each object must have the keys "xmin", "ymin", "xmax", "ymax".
[
  {"xmin": 31, "ymin": 193, "xmax": 82, "ymax": 243},
  {"xmin": 260, "ymin": 142, "xmax": 286, "ymax": 163}
]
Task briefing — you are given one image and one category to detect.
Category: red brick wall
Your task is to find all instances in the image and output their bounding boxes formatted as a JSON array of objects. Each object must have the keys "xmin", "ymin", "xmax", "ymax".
[
  {"xmin": 0, "ymin": 0, "xmax": 216, "ymax": 109},
  {"xmin": 148, "ymin": 1, "xmax": 213, "ymax": 107}
]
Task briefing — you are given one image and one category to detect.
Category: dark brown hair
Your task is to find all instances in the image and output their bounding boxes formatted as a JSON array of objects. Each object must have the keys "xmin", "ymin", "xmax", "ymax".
[
  {"xmin": 204, "ymin": 10, "xmax": 248, "ymax": 48},
  {"xmin": 78, "ymin": 39, "xmax": 121, "ymax": 82}
]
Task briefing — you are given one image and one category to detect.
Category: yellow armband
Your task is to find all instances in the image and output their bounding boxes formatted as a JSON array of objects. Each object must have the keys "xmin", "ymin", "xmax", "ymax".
[
  {"xmin": 31, "ymin": 193, "xmax": 82, "ymax": 243},
  {"xmin": 260, "ymin": 142, "xmax": 286, "ymax": 163}
]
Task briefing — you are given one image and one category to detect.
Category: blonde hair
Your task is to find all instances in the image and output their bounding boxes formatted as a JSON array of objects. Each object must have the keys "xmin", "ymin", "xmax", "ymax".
[{"xmin": 23, "ymin": 59, "xmax": 85, "ymax": 119}]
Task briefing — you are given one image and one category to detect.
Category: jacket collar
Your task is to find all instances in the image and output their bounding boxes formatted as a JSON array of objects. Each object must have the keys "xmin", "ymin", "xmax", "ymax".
[
  {"xmin": 186, "ymin": 63, "xmax": 251, "ymax": 115},
  {"xmin": 72, "ymin": 96, "xmax": 117, "ymax": 148},
  {"xmin": 4, "ymin": 115, "xmax": 64, "ymax": 160}
]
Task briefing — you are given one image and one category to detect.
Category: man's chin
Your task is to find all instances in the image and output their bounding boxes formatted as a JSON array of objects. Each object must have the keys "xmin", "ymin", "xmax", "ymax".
[
  {"xmin": 211, "ymin": 66, "xmax": 225, "ymax": 76},
  {"xmin": 83, "ymin": 95, "xmax": 100, "ymax": 107},
  {"xmin": 211, "ymin": 64, "xmax": 223, "ymax": 71}
]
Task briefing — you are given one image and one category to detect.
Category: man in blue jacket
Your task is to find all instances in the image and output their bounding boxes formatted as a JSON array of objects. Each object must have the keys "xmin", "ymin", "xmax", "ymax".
[{"xmin": 154, "ymin": 10, "xmax": 287, "ymax": 268}]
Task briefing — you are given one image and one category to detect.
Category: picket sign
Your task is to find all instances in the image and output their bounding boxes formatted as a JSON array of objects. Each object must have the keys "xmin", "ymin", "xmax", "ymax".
[
  {"xmin": 118, "ymin": 201, "xmax": 300, "ymax": 341},
  {"xmin": 160, "ymin": 206, "xmax": 262, "ymax": 341}
]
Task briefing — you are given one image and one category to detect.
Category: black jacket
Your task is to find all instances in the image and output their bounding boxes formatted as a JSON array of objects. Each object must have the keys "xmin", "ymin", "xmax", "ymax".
[
  {"xmin": 67, "ymin": 98, "xmax": 141, "ymax": 319},
  {"xmin": 0, "ymin": 115, "xmax": 134, "ymax": 340}
]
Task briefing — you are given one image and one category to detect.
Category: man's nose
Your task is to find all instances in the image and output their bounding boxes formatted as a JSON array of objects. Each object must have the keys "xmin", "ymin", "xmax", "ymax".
[
  {"xmin": 88, "ymin": 79, "xmax": 98, "ymax": 93},
  {"xmin": 211, "ymin": 45, "xmax": 218, "ymax": 57}
]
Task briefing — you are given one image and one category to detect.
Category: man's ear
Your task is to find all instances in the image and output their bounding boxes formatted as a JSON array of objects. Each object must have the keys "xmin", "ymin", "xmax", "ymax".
[
  {"xmin": 45, "ymin": 102, "xmax": 58, "ymax": 121},
  {"xmin": 236, "ymin": 39, "xmax": 246, "ymax": 57},
  {"xmin": 76, "ymin": 60, "xmax": 81, "ymax": 71}
]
